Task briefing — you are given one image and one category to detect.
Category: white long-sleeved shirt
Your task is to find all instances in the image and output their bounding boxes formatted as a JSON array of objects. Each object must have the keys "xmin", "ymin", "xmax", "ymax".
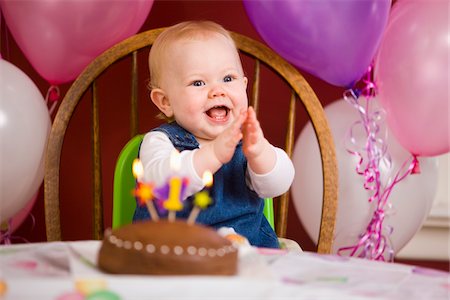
[{"xmin": 139, "ymin": 131, "xmax": 295, "ymax": 199}]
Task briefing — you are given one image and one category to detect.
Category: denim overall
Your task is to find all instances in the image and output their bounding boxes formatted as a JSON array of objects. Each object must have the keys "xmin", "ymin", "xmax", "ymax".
[{"xmin": 133, "ymin": 122, "xmax": 279, "ymax": 248}]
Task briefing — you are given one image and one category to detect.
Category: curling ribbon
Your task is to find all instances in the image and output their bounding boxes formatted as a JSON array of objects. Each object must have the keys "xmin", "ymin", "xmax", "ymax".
[
  {"xmin": 45, "ymin": 85, "xmax": 60, "ymax": 115},
  {"xmin": 0, "ymin": 214, "xmax": 34, "ymax": 245},
  {"xmin": 338, "ymin": 64, "xmax": 419, "ymax": 261}
]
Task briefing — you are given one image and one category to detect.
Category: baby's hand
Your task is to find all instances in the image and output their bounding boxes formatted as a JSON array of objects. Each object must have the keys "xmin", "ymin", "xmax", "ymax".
[
  {"xmin": 242, "ymin": 107, "xmax": 276, "ymax": 174},
  {"xmin": 242, "ymin": 107, "xmax": 267, "ymax": 159},
  {"xmin": 213, "ymin": 110, "xmax": 246, "ymax": 164}
]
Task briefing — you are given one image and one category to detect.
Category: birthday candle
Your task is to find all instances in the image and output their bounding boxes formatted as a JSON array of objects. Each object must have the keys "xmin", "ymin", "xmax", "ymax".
[
  {"xmin": 164, "ymin": 150, "xmax": 184, "ymax": 221},
  {"xmin": 132, "ymin": 158, "xmax": 159, "ymax": 221},
  {"xmin": 164, "ymin": 177, "xmax": 183, "ymax": 209},
  {"xmin": 187, "ymin": 170, "xmax": 213, "ymax": 225}
]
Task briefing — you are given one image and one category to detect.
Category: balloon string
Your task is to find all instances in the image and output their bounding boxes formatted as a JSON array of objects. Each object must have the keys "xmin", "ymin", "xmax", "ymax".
[
  {"xmin": 344, "ymin": 86, "xmax": 386, "ymax": 203},
  {"xmin": 360, "ymin": 64, "xmax": 377, "ymax": 98},
  {"xmin": 380, "ymin": 155, "xmax": 419, "ymax": 208},
  {"xmin": 338, "ymin": 64, "xmax": 417, "ymax": 261},
  {"xmin": 338, "ymin": 155, "xmax": 418, "ymax": 261},
  {"xmin": 0, "ymin": 214, "xmax": 35, "ymax": 245},
  {"xmin": 45, "ymin": 85, "xmax": 60, "ymax": 115},
  {"xmin": 0, "ymin": 220, "xmax": 13, "ymax": 245}
]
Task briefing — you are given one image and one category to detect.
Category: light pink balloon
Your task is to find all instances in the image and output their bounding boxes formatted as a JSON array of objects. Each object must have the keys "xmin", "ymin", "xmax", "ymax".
[
  {"xmin": 0, "ymin": 0, "xmax": 153, "ymax": 84},
  {"xmin": 292, "ymin": 99, "xmax": 439, "ymax": 256},
  {"xmin": 0, "ymin": 59, "xmax": 51, "ymax": 223},
  {"xmin": 374, "ymin": 1, "xmax": 449, "ymax": 156}
]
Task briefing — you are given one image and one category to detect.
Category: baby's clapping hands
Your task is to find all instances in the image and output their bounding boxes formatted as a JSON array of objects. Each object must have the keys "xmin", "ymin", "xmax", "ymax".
[
  {"xmin": 242, "ymin": 107, "xmax": 276, "ymax": 174},
  {"xmin": 203, "ymin": 107, "xmax": 276, "ymax": 176},
  {"xmin": 212, "ymin": 110, "xmax": 246, "ymax": 164},
  {"xmin": 242, "ymin": 107, "xmax": 266, "ymax": 159}
]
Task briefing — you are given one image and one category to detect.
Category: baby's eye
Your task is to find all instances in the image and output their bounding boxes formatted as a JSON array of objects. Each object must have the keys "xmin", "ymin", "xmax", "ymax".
[
  {"xmin": 191, "ymin": 80, "xmax": 205, "ymax": 87},
  {"xmin": 223, "ymin": 75, "xmax": 234, "ymax": 83}
]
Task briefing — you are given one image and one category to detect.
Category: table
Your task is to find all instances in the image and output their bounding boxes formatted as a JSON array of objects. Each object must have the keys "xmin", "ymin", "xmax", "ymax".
[{"xmin": 0, "ymin": 241, "xmax": 449, "ymax": 299}]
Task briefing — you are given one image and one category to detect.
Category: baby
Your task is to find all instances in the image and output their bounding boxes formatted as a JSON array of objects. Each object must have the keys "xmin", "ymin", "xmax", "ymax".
[{"xmin": 133, "ymin": 20, "xmax": 294, "ymax": 248}]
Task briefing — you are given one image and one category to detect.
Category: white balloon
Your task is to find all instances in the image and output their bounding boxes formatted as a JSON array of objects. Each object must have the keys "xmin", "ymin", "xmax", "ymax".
[
  {"xmin": 292, "ymin": 99, "xmax": 438, "ymax": 256},
  {"xmin": 0, "ymin": 59, "xmax": 51, "ymax": 223}
]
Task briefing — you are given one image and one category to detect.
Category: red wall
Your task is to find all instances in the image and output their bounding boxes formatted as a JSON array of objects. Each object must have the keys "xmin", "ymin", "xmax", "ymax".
[{"xmin": 2, "ymin": 0, "xmax": 447, "ymax": 271}]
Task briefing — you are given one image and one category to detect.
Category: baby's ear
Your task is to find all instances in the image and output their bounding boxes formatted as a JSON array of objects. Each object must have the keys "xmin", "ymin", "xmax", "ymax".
[{"xmin": 151, "ymin": 88, "xmax": 173, "ymax": 117}]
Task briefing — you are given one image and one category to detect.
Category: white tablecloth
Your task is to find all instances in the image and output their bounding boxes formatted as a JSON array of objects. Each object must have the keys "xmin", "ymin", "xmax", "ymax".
[{"xmin": 0, "ymin": 241, "xmax": 449, "ymax": 300}]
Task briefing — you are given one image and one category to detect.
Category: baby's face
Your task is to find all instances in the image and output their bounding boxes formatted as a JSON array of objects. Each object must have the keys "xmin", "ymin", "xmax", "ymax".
[{"xmin": 158, "ymin": 33, "xmax": 248, "ymax": 143}]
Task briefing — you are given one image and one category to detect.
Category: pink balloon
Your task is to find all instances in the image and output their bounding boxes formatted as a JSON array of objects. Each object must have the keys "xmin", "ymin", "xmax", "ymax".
[
  {"xmin": 374, "ymin": 1, "xmax": 449, "ymax": 156},
  {"xmin": 0, "ymin": 0, "xmax": 153, "ymax": 84},
  {"xmin": 292, "ymin": 99, "xmax": 439, "ymax": 256}
]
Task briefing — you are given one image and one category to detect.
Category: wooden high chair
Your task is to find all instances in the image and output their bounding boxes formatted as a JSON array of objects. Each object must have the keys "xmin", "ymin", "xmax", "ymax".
[{"xmin": 44, "ymin": 28, "xmax": 338, "ymax": 253}]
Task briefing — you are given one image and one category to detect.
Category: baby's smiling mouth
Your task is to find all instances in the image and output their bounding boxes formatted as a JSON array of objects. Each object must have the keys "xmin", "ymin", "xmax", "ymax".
[{"xmin": 205, "ymin": 105, "xmax": 230, "ymax": 121}]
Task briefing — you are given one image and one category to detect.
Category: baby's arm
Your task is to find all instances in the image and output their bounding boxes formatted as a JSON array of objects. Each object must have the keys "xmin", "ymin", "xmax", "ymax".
[
  {"xmin": 193, "ymin": 110, "xmax": 246, "ymax": 177},
  {"xmin": 247, "ymin": 148, "xmax": 295, "ymax": 198},
  {"xmin": 242, "ymin": 106, "xmax": 276, "ymax": 174},
  {"xmin": 243, "ymin": 107, "xmax": 295, "ymax": 197},
  {"xmin": 139, "ymin": 132, "xmax": 204, "ymax": 197}
]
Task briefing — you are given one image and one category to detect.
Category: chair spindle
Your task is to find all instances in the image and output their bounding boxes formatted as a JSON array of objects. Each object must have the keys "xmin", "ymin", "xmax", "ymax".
[
  {"xmin": 276, "ymin": 91, "xmax": 297, "ymax": 237},
  {"xmin": 130, "ymin": 51, "xmax": 139, "ymax": 138},
  {"xmin": 91, "ymin": 81, "xmax": 104, "ymax": 240},
  {"xmin": 251, "ymin": 59, "xmax": 260, "ymax": 113}
]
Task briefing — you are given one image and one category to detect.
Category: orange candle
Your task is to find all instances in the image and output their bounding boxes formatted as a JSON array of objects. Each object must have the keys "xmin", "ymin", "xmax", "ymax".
[{"xmin": 132, "ymin": 158, "xmax": 159, "ymax": 221}]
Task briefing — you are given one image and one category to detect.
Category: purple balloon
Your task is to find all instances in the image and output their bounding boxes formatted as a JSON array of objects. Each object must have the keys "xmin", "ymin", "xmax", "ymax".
[{"xmin": 244, "ymin": 0, "xmax": 391, "ymax": 87}]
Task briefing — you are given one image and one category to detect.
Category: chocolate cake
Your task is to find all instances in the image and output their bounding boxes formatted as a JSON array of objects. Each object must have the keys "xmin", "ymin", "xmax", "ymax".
[{"xmin": 97, "ymin": 220, "xmax": 238, "ymax": 275}]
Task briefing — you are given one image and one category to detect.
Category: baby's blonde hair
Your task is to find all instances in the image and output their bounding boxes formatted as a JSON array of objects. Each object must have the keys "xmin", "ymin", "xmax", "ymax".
[{"xmin": 148, "ymin": 20, "xmax": 241, "ymax": 91}]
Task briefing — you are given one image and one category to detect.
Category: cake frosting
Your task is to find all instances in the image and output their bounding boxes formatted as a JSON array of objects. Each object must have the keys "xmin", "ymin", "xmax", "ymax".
[{"xmin": 97, "ymin": 220, "xmax": 238, "ymax": 275}]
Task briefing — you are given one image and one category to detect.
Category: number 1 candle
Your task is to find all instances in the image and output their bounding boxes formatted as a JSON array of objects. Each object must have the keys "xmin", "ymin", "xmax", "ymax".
[{"xmin": 163, "ymin": 150, "xmax": 184, "ymax": 222}]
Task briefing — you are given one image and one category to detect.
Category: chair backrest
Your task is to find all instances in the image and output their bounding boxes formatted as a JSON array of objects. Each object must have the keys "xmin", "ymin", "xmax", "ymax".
[
  {"xmin": 44, "ymin": 27, "xmax": 338, "ymax": 253},
  {"xmin": 112, "ymin": 134, "xmax": 275, "ymax": 230}
]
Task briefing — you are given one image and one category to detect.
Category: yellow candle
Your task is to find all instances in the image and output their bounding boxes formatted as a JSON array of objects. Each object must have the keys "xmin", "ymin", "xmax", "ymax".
[
  {"xmin": 187, "ymin": 171, "xmax": 213, "ymax": 224},
  {"xmin": 164, "ymin": 150, "xmax": 184, "ymax": 221},
  {"xmin": 193, "ymin": 190, "xmax": 211, "ymax": 209},
  {"xmin": 164, "ymin": 176, "xmax": 183, "ymax": 211}
]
